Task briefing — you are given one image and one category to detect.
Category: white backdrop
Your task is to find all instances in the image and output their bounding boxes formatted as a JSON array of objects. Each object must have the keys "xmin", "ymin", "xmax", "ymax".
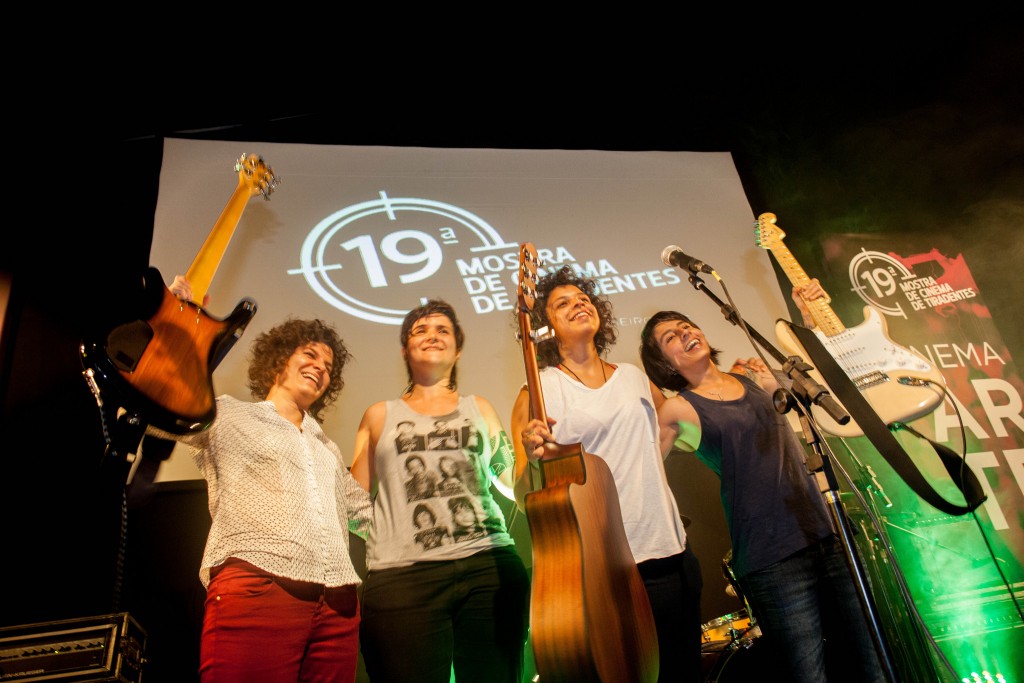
[{"xmin": 148, "ymin": 138, "xmax": 790, "ymax": 481}]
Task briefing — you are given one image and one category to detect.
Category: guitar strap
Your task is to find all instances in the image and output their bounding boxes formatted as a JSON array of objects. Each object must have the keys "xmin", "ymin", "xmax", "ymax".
[{"xmin": 785, "ymin": 321, "xmax": 987, "ymax": 516}]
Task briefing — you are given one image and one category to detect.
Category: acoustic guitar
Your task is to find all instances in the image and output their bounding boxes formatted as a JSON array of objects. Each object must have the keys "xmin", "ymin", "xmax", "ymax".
[
  {"xmin": 80, "ymin": 153, "xmax": 279, "ymax": 435},
  {"xmin": 515, "ymin": 243, "xmax": 659, "ymax": 683},
  {"xmin": 755, "ymin": 212, "xmax": 945, "ymax": 437}
]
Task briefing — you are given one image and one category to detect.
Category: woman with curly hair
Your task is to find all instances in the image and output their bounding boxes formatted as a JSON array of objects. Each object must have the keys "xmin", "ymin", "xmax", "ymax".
[
  {"xmin": 152, "ymin": 276, "xmax": 373, "ymax": 683},
  {"xmin": 512, "ymin": 265, "xmax": 704, "ymax": 683}
]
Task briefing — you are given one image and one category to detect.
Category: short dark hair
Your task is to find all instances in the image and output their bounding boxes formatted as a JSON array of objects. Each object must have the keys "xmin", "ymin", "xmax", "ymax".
[
  {"xmin": 246, "ymin": 318, "xmax": 350, "ymax": 422},
  {"xmin": 400, "ymin": 299, "xmax": 465, "ymax": 390},
  {"xmin": 447, "ymin": 496, "xmax": 473, "ymax": 513},
  {"xmin": 639, "ymin": 310, "xmax": 721, "ymax": 392},
  {"xmin": 524, "ymin": 265, "xmax": 618, "ymax": 369},
  {"xmin": 412, "ymin": 503, "xmax": 436, "ymax": 528}
]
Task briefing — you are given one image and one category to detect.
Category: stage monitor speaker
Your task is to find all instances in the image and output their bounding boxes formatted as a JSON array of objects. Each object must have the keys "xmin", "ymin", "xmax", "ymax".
[{"xmin": 0, "ymin": 612, "xmax": 146, "ymax": 682}]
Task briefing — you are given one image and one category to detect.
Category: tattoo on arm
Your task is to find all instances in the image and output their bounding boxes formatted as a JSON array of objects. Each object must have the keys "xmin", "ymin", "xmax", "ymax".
[{"xmin": 489, "ymin": 431, "xmax": 516, "ymax": 477}]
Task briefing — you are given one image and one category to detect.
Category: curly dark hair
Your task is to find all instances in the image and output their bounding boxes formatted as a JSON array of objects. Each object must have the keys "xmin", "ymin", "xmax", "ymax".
[
  {"xmin": 246, "ymin": 318, "xmax": 351, "ymax": 423},
  {"xmin": 399, "ymin": 299, "xmax": 465, "ymax": 390},
  {"xmin": 639, "ymin": 310, "xmax": 721, "ymax": 392},
  {"xmin": 523, "ymin": 265, "xmax": 618, "ymax": 369}
]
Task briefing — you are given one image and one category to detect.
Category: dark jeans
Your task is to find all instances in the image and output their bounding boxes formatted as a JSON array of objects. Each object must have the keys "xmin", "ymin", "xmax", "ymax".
[
  {"xmin": 739, "ymin": 536, "xmax": 885, "ymax": 683},
  {"xmin": 637, "ymin": 548, "xmax": 704, "ymax": 683},
  {"xmin": 359, "ymin": 546, "xmax": 530, "ymax": 683}
]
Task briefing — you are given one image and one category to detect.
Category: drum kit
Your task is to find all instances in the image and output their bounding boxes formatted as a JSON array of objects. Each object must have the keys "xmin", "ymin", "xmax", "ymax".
[{"xmin": 700, "ymin": 551, "xmax": 769, "ymax": 682}]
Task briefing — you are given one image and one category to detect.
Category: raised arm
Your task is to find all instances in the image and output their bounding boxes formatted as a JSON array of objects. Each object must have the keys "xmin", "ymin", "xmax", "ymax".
[
  {"xmin": 791, "ymin": 277, "xmax": 829, "ymax": 328},
  {"xmin": 729, "ymin": 356, "xmax": 781, "ymax": 394},
  {"xmin": 648, "ymin": 378, "xmax": 666, "ymax": 411},
  {"xmin": 656, "ymin": 395, "xmax": 701, "ymax": 457}
]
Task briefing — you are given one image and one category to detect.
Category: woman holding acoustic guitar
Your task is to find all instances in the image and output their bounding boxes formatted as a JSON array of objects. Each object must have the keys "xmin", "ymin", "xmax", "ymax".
[
  {"xmin": 514, "ymin": 266, "xmax": 704, "ymax": 683},
  {"xmin": 350, "ymin": 298, "xmax": 529, "ymax": 683}
]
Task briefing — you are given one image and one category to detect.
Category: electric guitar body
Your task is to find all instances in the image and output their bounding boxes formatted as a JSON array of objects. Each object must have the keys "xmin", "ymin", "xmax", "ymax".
[
  {"xmin": 756, "ymin": 212, "xmax": 945, "ymax": 438},
  {"xmin": 81, "ymin": 267, "xmax": 257, "ymax": 434},
  {"xmin": 516, "ymin": 243, "xmax": 658, "ymax": 683},
  {"xmin": 81, "ymin": 154, "xmax": 278, "ymax": 434}
]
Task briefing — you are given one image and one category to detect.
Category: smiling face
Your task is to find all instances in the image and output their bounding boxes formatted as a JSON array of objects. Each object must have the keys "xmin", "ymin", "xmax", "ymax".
[
  {"xmin": 545, "ymin": 284, "xmax": 601, "ymax": 343},
  {"xmin": 651, "ymin": 319, "xmax": 710, "ymax": 376},
  {"xmin": 275, "ymin": 342, "xmax": 334, "ymax": 410},
  {"xmin": 452, "ymin": 502, "xmax": 476, "ymax": 527},
  {"xmin": 399, "ymin": 299, "xmax": 466, "ymax": 389},
  {"xmin": 403, "ymin": 313, "xmax": 462, "ymax": 372}
]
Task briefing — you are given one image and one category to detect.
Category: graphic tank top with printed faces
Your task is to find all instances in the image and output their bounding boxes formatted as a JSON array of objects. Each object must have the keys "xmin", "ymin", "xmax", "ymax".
[{"xmin": 366, "ymin": 395, "xmax": 515, "ymax": 570}]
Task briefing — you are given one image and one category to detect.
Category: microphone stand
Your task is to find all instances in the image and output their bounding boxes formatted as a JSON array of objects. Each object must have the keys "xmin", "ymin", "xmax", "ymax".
[{"xmin": 684, "ymin": 272, "xmax": 898, "ymax": 682}]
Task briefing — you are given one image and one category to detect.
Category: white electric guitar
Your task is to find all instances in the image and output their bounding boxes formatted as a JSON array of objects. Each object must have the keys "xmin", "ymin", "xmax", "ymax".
[{"xmin": 755, "ymin": 212, "xmax": 945, "ymax": 438}]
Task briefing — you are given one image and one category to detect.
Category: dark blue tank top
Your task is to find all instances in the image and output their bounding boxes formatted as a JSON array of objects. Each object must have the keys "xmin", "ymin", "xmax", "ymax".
[{"xmin": 685, "ymin": 373, "xmax": 834, "ymax": 578}]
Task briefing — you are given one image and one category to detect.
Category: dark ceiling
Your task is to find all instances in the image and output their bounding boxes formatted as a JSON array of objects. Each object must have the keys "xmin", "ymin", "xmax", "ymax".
[
  {"xmin": 107, "ymin": 25, "xmax": 1021, "ymax": 239},
  {"xmin": 112, "ymin": 25, "xmax": 1019, "ymax": 151}
]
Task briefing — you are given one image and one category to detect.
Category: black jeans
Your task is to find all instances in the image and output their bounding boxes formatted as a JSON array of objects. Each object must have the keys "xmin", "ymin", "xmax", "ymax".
[
  {"xmin": 637, "ymin": 548, "xmax": 705, "ymax": 683},
  {"xmin": 360, "ymin": 546, "xmax": 530, "ymax": 683}
]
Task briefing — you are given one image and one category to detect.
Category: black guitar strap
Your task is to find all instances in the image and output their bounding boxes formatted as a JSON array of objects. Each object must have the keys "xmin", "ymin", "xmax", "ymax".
[{"xmin": 785, "ymin": 321, "xmax": 987, "ymax": 516}]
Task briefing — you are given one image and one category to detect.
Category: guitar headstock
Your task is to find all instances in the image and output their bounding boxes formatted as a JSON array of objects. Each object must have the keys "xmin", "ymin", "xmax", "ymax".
[
  {"xmin": 517, "ymin": 242, "xmax": 541, "ymax": 312},
  {"xmin": 754, "ymin": 212, "xmax": 786, "ymax": 251},
  {"xmin": 235, "ymin": 153, "xmax": 280, "ymax": 201}
]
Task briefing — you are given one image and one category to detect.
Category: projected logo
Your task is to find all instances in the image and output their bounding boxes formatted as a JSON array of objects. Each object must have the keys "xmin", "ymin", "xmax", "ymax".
[
  {"xmin": 848, "ymin": 249, "xmax": 916, "ymax": 317},
  {"xmin": 848, "ymin": 248, "xmax": 977, "ymax": 317},
  {"xmin": 291, "ymin": 191, "xmax": 684, "ymax": 325},
  {"xmin": 290, "ymin": 192, "xmax": 519, "ymax": 325}
]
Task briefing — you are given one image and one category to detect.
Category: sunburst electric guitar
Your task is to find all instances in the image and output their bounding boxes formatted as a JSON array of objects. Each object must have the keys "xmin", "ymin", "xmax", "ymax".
[
  {"xmin": 81, "ymin": 153, "xmax": 279, "ymax": 435},
  {"xmin": 755, "ymin": 212, "xmax": 945, "ymax": 438},
  {"xmin": 516, "ymin": 243, "xmax": 659, "ymax": 683}
]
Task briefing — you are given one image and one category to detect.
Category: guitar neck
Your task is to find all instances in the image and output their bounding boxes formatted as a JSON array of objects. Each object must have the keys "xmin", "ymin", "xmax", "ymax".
[
  {"xmin": 184, "ymin": 181, "xmax": 252, "ymax": 306},
  {"xmin": 768, "ymin": 241, "xmax": 847, "ymax": 336},
  {"xmin": 518, "ymin": 308, "xmax": 549, "ymax": 425}
]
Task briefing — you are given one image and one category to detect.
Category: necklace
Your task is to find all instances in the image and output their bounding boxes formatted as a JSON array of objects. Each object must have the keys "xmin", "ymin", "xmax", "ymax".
[
  {"xmin": 698, "ymin": 380, "xmax": 728, "ymax": 400},
  {"xmin": 559, "ymin": 360, "xmax": 607, "ymax": 387}
]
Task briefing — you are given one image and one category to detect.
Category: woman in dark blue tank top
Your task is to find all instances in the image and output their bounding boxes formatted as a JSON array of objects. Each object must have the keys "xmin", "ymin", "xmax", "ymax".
[{"xmin": 639, "ymin": 308, "xmax": 885, "ymax": 683}]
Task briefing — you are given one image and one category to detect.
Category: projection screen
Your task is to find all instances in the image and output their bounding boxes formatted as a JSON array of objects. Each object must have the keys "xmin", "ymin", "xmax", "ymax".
[{"xmin": 148, "ymin": 138, "xmax": 791, "ymax": 482}]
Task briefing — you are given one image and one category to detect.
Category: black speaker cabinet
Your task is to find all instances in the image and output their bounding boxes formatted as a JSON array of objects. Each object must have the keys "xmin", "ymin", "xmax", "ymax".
[{"xmin": 0, "ymin": 612, "xmax": 146, "ymax": 682}]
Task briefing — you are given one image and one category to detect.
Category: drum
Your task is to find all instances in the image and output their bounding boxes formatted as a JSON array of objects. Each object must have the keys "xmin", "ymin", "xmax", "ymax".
[
  {"xmin": 701, "ymin": 608, "xmax": 752, "ymax": 647},
  {"xmin": 703, "ymin": 623, "xmax": 767, "ymax": 682}
]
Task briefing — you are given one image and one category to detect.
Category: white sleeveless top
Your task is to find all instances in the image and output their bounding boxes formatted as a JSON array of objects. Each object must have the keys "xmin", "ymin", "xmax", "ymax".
[{"xmin": 539, "ymin": 363, "xmax": 687, "ymax": 563}]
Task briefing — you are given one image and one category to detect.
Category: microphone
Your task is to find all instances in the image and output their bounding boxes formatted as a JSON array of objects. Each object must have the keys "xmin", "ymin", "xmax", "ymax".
[{"xmin": 661, "ymin": 245, "xmax": 715, "ymax": 275}]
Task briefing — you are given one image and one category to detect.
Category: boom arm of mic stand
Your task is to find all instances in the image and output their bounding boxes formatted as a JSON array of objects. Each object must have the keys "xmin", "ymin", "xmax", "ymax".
[{"xmin": 686, "ymin": 274, "xmax": 851, "ymax": 427}]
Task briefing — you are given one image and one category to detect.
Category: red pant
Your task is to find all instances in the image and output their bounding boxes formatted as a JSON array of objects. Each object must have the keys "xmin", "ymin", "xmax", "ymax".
[{"xmin": 200, "ymin": 559, "xmax": 360, "ymax": 683}]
